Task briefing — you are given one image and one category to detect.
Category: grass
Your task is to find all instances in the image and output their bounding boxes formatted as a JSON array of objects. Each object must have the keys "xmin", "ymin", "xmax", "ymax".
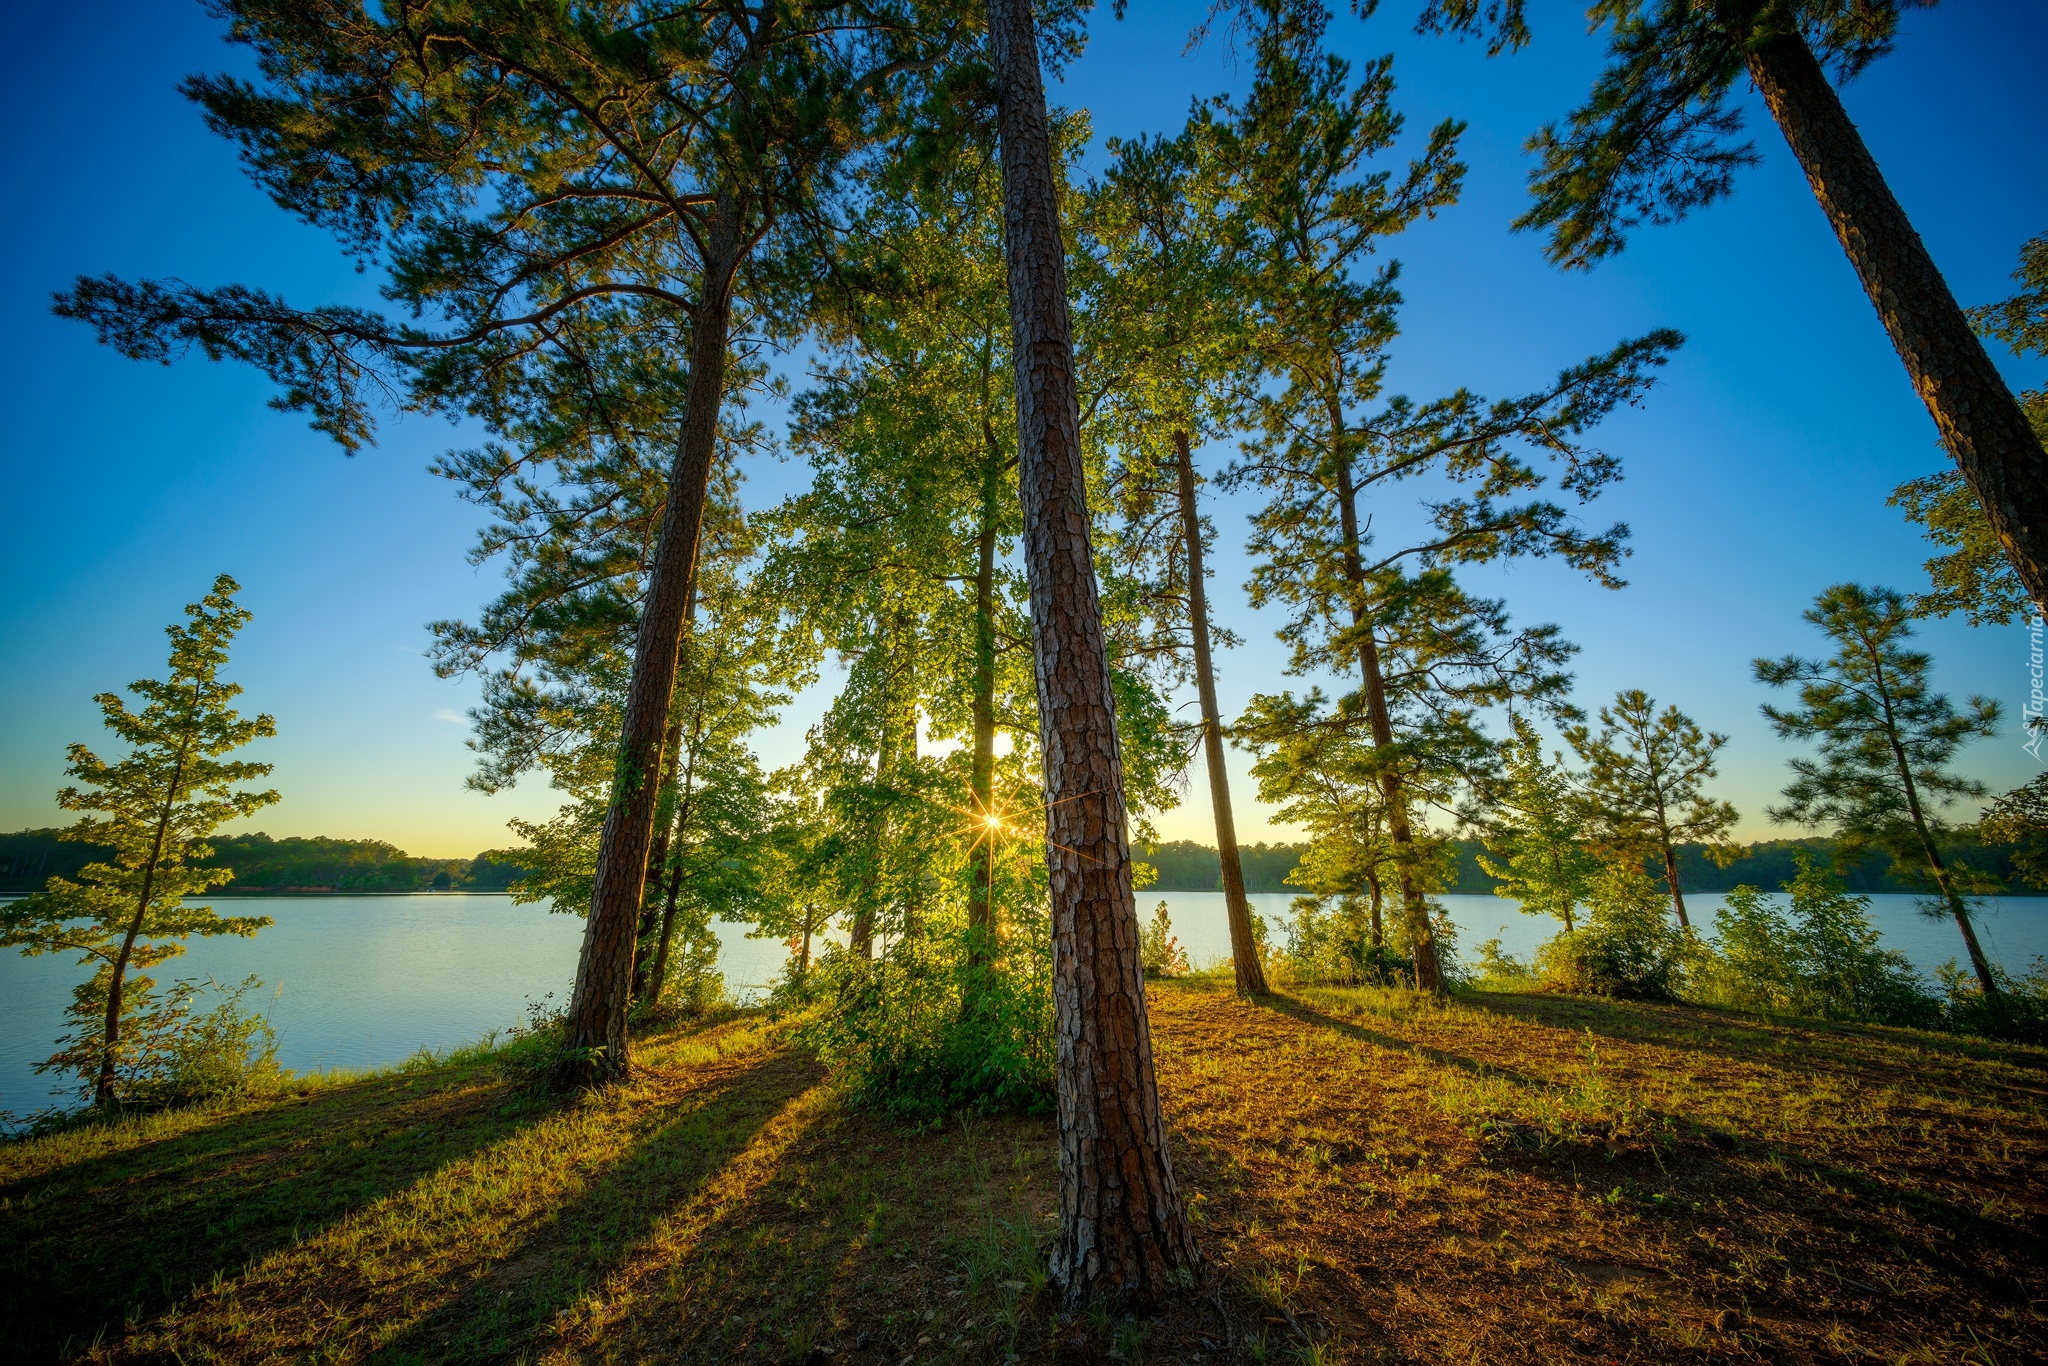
[{"xmin": 4, "ymin": 981, "xmax": 2045, "ymax": 1363}]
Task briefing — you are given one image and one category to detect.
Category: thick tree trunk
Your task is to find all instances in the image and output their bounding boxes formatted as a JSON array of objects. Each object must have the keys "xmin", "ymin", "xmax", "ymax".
[
  {"xmin": 555, "ymin": 199, "xmax": 739, "ymax": 1088},
  {"xmin": 986, "ymin": 0, "xmax": 1198, "ymax": 1309},
  {"xmin": 1739, "ymin": 18, "xmax": 2048, "ymax": 618},
  {"xmin": 969, "ymin": 445, "xmax": 1001, "ymax": 963},
  {"xmin": 1174, "ymin": 431, "xmax": 1268, "ymax": 996},
  {"xmin": 1332, "ymin": 451, "xmax": 1443, "ymax": 991}
]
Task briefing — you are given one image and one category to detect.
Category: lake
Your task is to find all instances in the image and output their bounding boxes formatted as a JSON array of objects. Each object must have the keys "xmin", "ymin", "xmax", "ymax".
[{"xmin": 4, "ymin": 888, "xmax": 2044, "ymax": 1118}]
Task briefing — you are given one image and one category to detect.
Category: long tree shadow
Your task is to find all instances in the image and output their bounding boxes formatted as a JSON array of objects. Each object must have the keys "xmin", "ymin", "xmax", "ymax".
[
  {"xmin": 363, "ymin": 1047, "xmax": 825, "ymax": 1363},
  {"xmin": 4, "ymin": 1054, "xmax": 544, "ymax": 1359},
  {"xmin": 499, "ymin": 1099, "xmax": 1072, "ymax": 1365},
  {"xmin": 1254, "ymin": 989, "xmax": 1559, "ymax": 1090},
  {"xmin": 1463, "ymin": 989, "xmax": 2048, "ymax": 1103},
  {"xmin": 1200, "ymin": 986, "xmax": 2044, "ymax": 1359}
]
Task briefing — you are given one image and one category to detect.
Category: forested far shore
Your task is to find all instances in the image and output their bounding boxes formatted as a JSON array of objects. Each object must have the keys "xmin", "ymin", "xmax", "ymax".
[
  {"xmin": 0, "ymin": 830, "xmax": 524, "ymax": 897},
  {"xmin": 11, "ymin": 828, "xmax": 2042, "ymax": 901},
  {"xmin": 1137, "ymin": 836, "xmax": 2047, "ymax": 896}
]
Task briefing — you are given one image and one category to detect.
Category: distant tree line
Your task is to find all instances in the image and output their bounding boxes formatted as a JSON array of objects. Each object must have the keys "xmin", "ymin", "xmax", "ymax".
[
  {"xmin": 0, "ymin": 830, "xmax": 522, "ymax": 897},
  {"xmin": 1138, "ymin": 836, "xmax": 2044, "ymax": 897}
]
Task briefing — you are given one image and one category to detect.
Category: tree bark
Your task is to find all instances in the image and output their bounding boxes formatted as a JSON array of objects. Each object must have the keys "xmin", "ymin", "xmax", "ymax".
[
  {"xmin": 99, "ymin": 734, "xmax": 193, "ymax": 1105},
  {"xmin": 1174, "ymin": 431, "xmax": 1267, "ymax": 996},
  {"xmin": 986, "ymin": 0, "xmax": 1198, "ymax": 1309},
  {"xmin": 632, "ymin": 719, "xmax": 684, "ymax": 1002},
  {"xmin": 554, "ymin": 197, "xmax": 739, "ymax": 1088},
  {"xmin": 968, "ymin": 439, "xmax": 1002, "ymax": 963},
  {"xmin": 1332, "ymin": 448, "xmax": 1443, "ymax": 991},
  {"xmin": 1662, "ymin": 844, "xmax": 1691, "ymax": 933},
  {"xmin": 1739, "ymin": 17, "xmax": 2048, "ymax": 618}
]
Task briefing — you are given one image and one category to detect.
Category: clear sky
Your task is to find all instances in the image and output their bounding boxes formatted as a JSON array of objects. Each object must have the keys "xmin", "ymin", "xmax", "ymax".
[{"xmin": 2, "ymin": 2, "xmax": 2043, "ymax": 859}]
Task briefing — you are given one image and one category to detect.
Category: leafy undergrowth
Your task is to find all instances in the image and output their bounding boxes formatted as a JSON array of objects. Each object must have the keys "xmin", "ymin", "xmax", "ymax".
[{"xmin": 2, "ymin": 983, "xmax": 2043, "ymax": 1364}]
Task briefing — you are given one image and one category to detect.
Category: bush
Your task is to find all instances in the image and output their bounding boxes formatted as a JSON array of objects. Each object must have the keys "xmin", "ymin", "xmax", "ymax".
[
  {"xmin": 1140, "ymin": 900, "xmax": 1189, "ymax": 978},
  {"xmin": 1469, "ymin": 937, "xmax": 1542, "ymax": 992},
  {"xmin": 792, "ymin": 919, "xmax": 1053, "ymax": 1121},
  {"xmin": 1281, "ymin": 894, "xmax": 1412, "ymax": 986},
  {"xmin": 1935, "ymin": 955, "xmax": 2048, "ymax": 1043},
  {"xmin": 1698, "ymin": 858, "xmax": 1938, "ymax": 1026},
  {"xmin": 39, "ymin": 971, "xmax": 279, "ymax": 1109},
  {"xmin": 1538, "ymin": 863, "xmax": 1686, "ymax": 999}
]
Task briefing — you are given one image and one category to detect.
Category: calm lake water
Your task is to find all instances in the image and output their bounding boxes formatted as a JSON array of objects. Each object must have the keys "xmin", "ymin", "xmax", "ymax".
[{"xmin": 4, "ymin": 888, "xmax": 2044, "ymax": 1118}]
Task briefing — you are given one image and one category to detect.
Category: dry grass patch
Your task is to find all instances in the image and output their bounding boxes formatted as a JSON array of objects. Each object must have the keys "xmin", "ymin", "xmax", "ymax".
[
  {"xmin": 1150, "ymin": 978, "xmax": 2048, "ymax": 1363},
  {"xmin": 5, "ymin": 982, "xmax": 2044, "ymax": 1363}
]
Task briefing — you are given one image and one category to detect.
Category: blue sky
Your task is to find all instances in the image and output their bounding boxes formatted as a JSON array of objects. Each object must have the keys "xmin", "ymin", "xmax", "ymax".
[{"xmin": 2, "ymin": 1, "xmax": 2042, "ymax": 858}]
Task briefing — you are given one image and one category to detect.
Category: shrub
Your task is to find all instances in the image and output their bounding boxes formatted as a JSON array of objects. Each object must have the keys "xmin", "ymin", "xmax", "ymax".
[
  {"xmin": 793, "ymin": 917, "xmax": 1053, "ymax": 1121},
  {"xmin": 39, "ymin": 972, "xmax": 278, "ymax": 1109},
  {"xmin": 1538, "ymin": 863, "xmax": 1686, "ymax": 999},
  {"xmin": 1282, "ymin": 894, "xmax": 1412, "ymax": 985},
  {"xmin": 1140, "ymin": 900, "xmax": 1189, "ymax": 978},
  {"xmin": 1469, "ymin": 937, "xmax": 1541, "ymax": 992},
  {"xmin": 1697, "ymin": 858, "xmax": 1938, "ymax": 1026},
  {"xmin": 1935, "ymin": 955, "xmax": 2048, "ymax": 1043}
]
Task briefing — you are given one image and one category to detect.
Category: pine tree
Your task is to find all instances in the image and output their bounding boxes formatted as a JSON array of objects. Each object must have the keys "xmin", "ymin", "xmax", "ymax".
[
  {"xmin": 1755, "ymin": 583, "xmax": 2002, "ymax": 995},
  {"xmin": 55, "ymin": 0, "xmax": 960, "ymax": 1088},
  {"xmin": 1472, "ymin": 716, "xmax": 1600, "ymax": 933},
  {"xmin": 1568, "ymin": 690, "xmax": 1741, "ymax": 932},
  {"xmin": 984, "ymin": 0, "xmax": 1199, "ymax": 1307},
  {"xmin": 1422, "ymin": 0, "xmax": 2048, "ymax": 616},
  {"xmin": 1217, "ymin": 0, "xmax": 1680, "ymax": 991},
  {"xmin": 1891, "ymin": 232, "xmax": 2048, "ymax": 627},
  {"xmin": 0, "ymin": 577, "xmax": 277, "ymax": 1106},
  {"xmin": 1085, "ymin": 125, "xmax": 1269, "ymax": 994}
]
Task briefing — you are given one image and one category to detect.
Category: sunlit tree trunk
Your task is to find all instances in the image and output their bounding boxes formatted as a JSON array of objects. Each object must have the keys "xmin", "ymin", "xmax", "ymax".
[
  {"xmin": 1330, "ymin": 428, "xmax": 1443, "ymax": 992},
  {"xmin": 1174, "ymin": 431, "xmax": 1267, "ymax": 995},
  {"xmin": 986, "ymin": 0, "xmax": 1198, "ymax": 1308},
  {"xmin": 1731, "ymin": 6, "xmax": 2048, "ymax": 618},
  {"xmin": 969, "ymin": 436, "xmax": 1002, "ymax": 963},
  {"xmin": 632, "ymin": 720, "xmax": 684, "ymax": 1002},
  {"xmin": 1870, "ymin": 659, "xmax": 2001, "ymax": 998},
  {"xmin": 99, "ymin": 735, "xmax": 194, "ymax": 1105},
  {"xmin": 556, "ymin": 197, "xmax": 739, "ymax": 1087}
]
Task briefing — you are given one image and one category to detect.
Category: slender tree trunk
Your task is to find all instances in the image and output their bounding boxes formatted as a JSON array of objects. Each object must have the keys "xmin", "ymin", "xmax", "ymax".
[
  {"xmin": 555, "ymin": 197, "xmax": 740, "ymax": 1088},
  {"xmin": 986, "ymin": 0, "xmax": 1197, "ymax": 1309},
  {"xmin": 1867, "ymin": 653, "xmax": 2002, "ymax": 998},
  {"xmin": 649, "ymin": 850, "xmax": 685, "ymax": 1005},
  {"xmin": 1174, "ymin": 431, "xmax": 1267, "ymax": 996},
  {"xmin": 1735, "ymin": 13, "xmax": 2048, "ymax": 617},
  {"xmin": 1366, "ymin": 872, "xmax": 1384, "ymax": 948},
  {"xmin": 1331, "ymin": 448, "xmax": 1443, "ymax": 991},
  {"xmin": 99, "ymin": 738, "xmax": 192, "ymax": 1105},
  {"xmin": 1662, "ymin": 844, "xmax": 1691, "ymax": 932},
  {"xmin": 969, "ymin": 441, "xmax": 1002, "ymax": 965},
  {"xmin": 632, "ymin": 720, "xmax": 684, "ymax": 1002},
  {"xmin": 850, "ymin": 697, "xmax": 899, "ymax": 961}
]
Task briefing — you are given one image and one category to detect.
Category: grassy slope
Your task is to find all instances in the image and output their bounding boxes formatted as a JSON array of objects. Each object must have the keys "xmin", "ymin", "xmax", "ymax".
[{"xmin": 3, "ymin": 982, "xmax": 2044, "ymax": 1364}]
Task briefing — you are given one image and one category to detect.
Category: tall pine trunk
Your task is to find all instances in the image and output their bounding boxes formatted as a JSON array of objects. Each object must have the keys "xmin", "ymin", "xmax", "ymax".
[
  {"xmin": 555, "ymin": 197, "xmax": 739, "ymax": 1088},
  {"xmin": 1732, "ymin": 8, "xmax": 2048, "ymax": 616},
  {"xmin": 1332, "ymin": 444, "xmax": 1443, "ymax": 991},
  {"xmin": 968, "ymin": 436, "xmax": 1002, "ymax": 963},
  {"xmin": 985, "ymin": 0, "xmax": 1198, "ymax": 1308},
  {"xmin": 1173, "ymin": 431, "xmax": 1267, "ymax": 996}
]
